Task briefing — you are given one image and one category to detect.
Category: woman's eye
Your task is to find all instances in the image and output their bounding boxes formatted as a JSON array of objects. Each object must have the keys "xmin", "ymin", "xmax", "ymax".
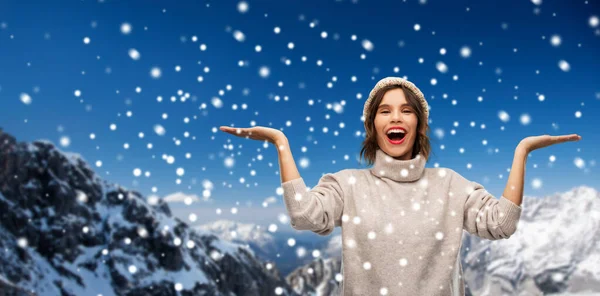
[{"xmin": 381, "ymin": 110, "xmax": 411, "ymax": 114}]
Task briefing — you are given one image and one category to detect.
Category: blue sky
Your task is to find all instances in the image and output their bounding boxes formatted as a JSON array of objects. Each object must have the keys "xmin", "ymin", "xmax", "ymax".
[{"xmin": 0, "ymin": 0, "xmax": 598, "ymax": 229}]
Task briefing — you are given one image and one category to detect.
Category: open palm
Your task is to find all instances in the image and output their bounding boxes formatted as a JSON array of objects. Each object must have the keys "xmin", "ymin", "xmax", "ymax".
[
  {"xmin": 219, "ymin": 126, "xmax": 284, "ymax": 144},
  {"xmin": 518, "ymin": 134, "xmax": 582, "ymax": 154}
]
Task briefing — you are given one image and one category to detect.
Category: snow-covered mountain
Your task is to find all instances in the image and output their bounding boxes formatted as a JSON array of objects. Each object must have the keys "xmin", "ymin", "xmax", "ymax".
[
  {"xmin": 286, "ymin": 257, "xmax": 342, "ymax": 296},
  {"xmin": 196, "ymin": 219, "xmax": 343, "ymax": 296},
  {"xmin": 460, "ymin": 185, "xmax": 600, "ymax": 295},
  {"xmin": 195, "ymin": 219, "xmax": 334, "ymax": 277},
  {"xmin": 195, "ymin": 220, "xmax": 278, "ymax": 255},
  {"xmin": 286, "ymin": 185, "xmax": 600, "ymax": 295},
  {"xmin": 0, "ymin": 129, "xmax": 297, "ymax": 296}
]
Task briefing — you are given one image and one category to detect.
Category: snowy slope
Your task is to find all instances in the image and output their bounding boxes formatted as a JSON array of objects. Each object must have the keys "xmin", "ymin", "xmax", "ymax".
[
  {"xmin": 0, "ymin": 129, "xmax": 297, "ymax": 296},
  {"xmin": 461, "ymin": 186, "xmax": 600, "ymax": 295},
  {"xmin": 195, "ymin": 219, "xmax": 334, "ymax": 277}
]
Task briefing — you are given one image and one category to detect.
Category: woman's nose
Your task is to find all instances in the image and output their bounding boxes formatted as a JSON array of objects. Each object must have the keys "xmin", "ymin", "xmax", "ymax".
[{"xmin": 391, "ymin": 111, "xmax": 403, "ymax": 120}]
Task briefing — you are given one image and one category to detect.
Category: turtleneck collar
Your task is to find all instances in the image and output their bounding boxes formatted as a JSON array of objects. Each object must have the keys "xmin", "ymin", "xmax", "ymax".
[{"xmin": 370, "ymin": 149, "xmax": 427, "ymax": 182}]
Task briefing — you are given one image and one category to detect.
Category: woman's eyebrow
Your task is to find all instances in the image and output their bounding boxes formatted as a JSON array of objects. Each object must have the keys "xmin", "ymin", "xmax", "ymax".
[{"xmin": 378, "ymin": 103, "xmax": 411, "ymax": 109}]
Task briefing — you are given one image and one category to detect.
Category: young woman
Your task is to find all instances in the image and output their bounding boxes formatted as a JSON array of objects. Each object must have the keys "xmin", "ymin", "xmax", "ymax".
[{"xmin": 220, "ymin": 77, "xmax": 581, "ymax": 295}]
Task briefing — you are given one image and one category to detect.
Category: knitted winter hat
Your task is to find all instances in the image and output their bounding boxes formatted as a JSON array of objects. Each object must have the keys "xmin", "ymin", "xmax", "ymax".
[{"xmin": 363, "ymin": 77, "xmax": 429, "ymax": 127}]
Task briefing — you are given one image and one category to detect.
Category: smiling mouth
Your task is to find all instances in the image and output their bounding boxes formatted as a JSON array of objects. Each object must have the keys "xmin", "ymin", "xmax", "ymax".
[{"xmin": 386, "ymin": 132, "xmax": 406, "ymax": 142}]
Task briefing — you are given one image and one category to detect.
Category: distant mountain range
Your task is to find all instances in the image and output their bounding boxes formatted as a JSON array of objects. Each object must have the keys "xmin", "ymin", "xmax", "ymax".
[
  {"xmin": 194, "ymin": 219, "xmax": 333, "ymax": 277},
  {"xmin": 1, "ymin": 127, "xmax": 598, "ymax": 296}
]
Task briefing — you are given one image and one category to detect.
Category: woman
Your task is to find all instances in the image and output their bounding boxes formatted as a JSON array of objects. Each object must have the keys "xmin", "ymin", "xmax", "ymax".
[{"xmin": 220, "ymin": 77, "xmax": 581, "ymax": 295}]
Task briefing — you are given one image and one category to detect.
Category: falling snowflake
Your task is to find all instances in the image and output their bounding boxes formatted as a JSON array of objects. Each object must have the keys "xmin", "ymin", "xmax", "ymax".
[
  {"xmin": 519, "ymin": 113, "xmax": 531, "ymax": 125},
  {"xmin": 128, "ymin": 265, "xmax": 137, "ymax": 274},
  {"xmin": 531, "ymin": 178, "xmax": 542, "ymax": 189},
  {"xmin": 436, "ymin": 62, "xmax": 448, "ymax": 73},
  {"xmin": 460, "ymin": 46, "xmax": 471, "ymax": 58},
  {"xmin": 558, "ymin": 60, "xmax": 570, "ymax": 72},
  {"xmin": 574, "ymin": 157, "xmax": 585, "ymax": 169},
  {"xmin": 498, "ymin": 110, "xmax": 510, "ymax": 122},
  {"xmin": 589, "ymin": 16, "xmax": 599, "ymax": 28},
  {"xmin": 20, "ymin": 93, "xmax": 32, "ymax": 105},
  {"xmin": 120, "ymin": 23, "xmax": 132, "ymax": 34},
  {"xmin": 259, "ymin": 66, "xmax": 270, "ymax": 78},
  {"xmin": 361, "ymin": 39, "xmax": 374, "ymax": 51},
  {"xmin": 237, "ymin": 1, "xmax": 249, "ymax": 13},
  {"xmin": 233, "ymin": 30, "xmax": 245, "ymax": 42},
  {"xmin": 150, "ymin": 67, "xmax": 161, "ymax": 78},
  {"xmin": 176, "ymin": 167, "xmax": 185, "ymax": 176},
  {"xmin": 59, "ymin": 136, "xmax": 71, "ymax": 147},
  {"xmin": 224, "ymin": 157, "xmax": 235, "ymax": 168},
  {"xmin": 128, "ymin": 48, "xmax": 141, "ymax": 60},
  {"xmin": 133, "ymin": 168, "xmax": 142, "ymax": 177},
  {"xmin": 154, "ymin": 124, "xmax": 166, "ymax": 136},
  {"xmin": 550, "ymin": 34, "xmax": 561, "ymax": 47},
  {"xmin": 17, "ymin": 237, "xmax": 28, "ymax": 248},
  {"xmin": 174, "ymin": 283, "xmax": 183, "ymax": 291}
]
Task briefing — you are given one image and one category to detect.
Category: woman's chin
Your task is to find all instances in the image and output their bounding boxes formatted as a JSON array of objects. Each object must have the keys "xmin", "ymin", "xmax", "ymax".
[{"xmin": 383, "ymin": 147, "xmax": 408, "ymax": 156}]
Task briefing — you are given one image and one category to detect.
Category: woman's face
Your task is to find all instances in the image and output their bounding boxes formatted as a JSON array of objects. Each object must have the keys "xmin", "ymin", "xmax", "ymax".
[{"xmin": 374, "ymin": 88, "xmax": 419, "ymax": 161}]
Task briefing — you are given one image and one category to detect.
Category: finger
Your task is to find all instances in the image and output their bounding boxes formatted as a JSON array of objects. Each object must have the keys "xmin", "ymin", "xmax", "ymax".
[
  {"xmin": 555, "ymin": 135, "xmax": 568, "ymax": 142},
  {"xmin": 220, "ymin": 126, "xmax": 237, "ymax": 132},
  {"xmin": 221, "ymin": 127, "xmax": 245, "ymax": 135},
  {"xmin": 227, "ymin": 127, "xmax": 245, "ymax": 134},
  {"xmin": 560, "ymin": 134, "xmax": 580, "ymax": 142}
]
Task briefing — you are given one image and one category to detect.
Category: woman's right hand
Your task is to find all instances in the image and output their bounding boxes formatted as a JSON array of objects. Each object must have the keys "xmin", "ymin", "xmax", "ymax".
[{"xmin": 219, "ymin": 126, "xmax": 285, "ymax": 145}]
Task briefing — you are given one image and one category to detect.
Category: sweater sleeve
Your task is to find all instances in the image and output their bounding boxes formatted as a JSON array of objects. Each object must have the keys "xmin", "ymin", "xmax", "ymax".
[
  {"xmin": 280, "ymin": 171, "xmax": 346, "ymax": 236},
  {"xmin": 449, "ymin": 169, "xmax": 522, "ymax": 240}
]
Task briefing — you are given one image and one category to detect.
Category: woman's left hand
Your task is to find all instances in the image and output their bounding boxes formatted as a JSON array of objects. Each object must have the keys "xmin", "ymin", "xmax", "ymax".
[{"xmin": 518, "ymin": 134, "xmax": 582, "ymax": 154}]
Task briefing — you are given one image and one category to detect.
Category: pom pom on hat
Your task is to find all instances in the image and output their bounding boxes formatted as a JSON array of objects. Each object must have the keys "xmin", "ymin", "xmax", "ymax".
[{"xmin": 363, "ymin": 77, "xmax": 429, "ymax": 126}]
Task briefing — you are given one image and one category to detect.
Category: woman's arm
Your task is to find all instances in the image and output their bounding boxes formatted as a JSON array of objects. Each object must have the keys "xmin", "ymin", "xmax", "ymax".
[
  {"xmin": 502, "ymin": 147, "xmax": 528, "ymax": 207},
  {"xmin": 220, "ymin": 126, "xmax": 344, "ymax": 235},
  {"xmin": 504, "ymin": 133, "xmax": 582, "ymax": 207},
  {"xmin": 275, "ymin": 135, "xmax": 345, "ymax": 236},
  {"xmin": 274, "ymin": 135, "xmax": 301, "ymax": 183}
]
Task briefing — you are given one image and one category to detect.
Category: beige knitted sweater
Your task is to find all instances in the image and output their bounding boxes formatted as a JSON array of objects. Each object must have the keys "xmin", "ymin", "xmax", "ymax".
[{"xmin": 281, "ymin": 148, "xmax": 522, "ymax": 295}]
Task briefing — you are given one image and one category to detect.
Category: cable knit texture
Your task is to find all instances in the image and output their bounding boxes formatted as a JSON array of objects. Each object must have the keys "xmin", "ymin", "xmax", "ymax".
[{"xmin": 281, "ymin": 149, "xmax": 522, "ymax": 295}]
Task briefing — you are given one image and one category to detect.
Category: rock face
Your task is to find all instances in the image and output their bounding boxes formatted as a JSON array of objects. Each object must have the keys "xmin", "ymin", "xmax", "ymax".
[
  {"xmin": 285, "ymin": 257, "xmax": 342, "ymax": 296},
  {"xmin": 0, "ymin": 128, "xmax": 298, "ymax": 296}
]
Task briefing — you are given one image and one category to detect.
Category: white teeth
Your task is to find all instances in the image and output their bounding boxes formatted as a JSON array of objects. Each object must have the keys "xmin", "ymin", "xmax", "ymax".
[{"xmin": 387, "ymin": 129, "xmax": 406, "ymax": 135}]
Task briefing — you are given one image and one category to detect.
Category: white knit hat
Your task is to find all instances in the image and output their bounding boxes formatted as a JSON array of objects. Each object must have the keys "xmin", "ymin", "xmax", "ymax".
[{"xmin": 363, "ymin": 77, "xmax": 429, "ymax": 127}]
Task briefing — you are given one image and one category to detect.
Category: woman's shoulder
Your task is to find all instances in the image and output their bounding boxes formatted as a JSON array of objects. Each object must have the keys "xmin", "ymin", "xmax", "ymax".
[
  {"xmin": 424, "ymin": 166, "xmax": 457, "ymax": 178},
  {"xmin": 323, "ymin": 168, "xmax": 370, "ymax": 182},
  {"xmin": 327, "ymin": 168, "xmax": 364, "ymax": 177}
]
